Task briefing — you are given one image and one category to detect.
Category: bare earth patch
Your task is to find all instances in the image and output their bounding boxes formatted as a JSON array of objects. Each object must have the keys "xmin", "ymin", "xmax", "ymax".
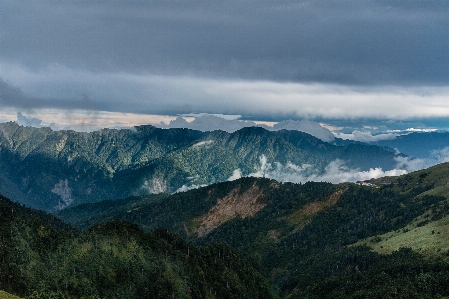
[
  {"xmin": 289, "ymin": 188, "xmax": 348, "ymax": 226},
  {"xmin": 194, "ymin": 185, "xmax": 266, "ymax": 237},
  {"xmin": 302, "ymin": 188, "xmax": 347, "ymax": 216}
]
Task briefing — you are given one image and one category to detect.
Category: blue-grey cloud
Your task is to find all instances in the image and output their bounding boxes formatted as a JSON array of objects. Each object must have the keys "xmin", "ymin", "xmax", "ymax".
[
  {"xmin": 1, "ymin": 0, "xmax": 449, "ymax": 128},
  {"xmin": 16, "ymin": 112, "xmax": 42, "ymax": 127},
  {"xmin": 1, "ymin": 0, "xmax": 448, "ymax": 86},
  {"xmin": 0, "ymin": 78, "xmax": 104, "ymax": 111},
  {"xmin": 160, "ymin": 115, "xmax": 335, "ymax": 142}
]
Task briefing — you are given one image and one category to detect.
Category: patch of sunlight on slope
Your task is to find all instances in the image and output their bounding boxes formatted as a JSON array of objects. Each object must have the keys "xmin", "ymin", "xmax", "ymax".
[
  {"xmin": 409, "ymin": 162, "xmax": 449, "ymax": 199},
  {"xmin": 0, "ymin": 290, "xmax": 23, "ymax": 299},
  {"xmin": 352, "ymin": 214, "xmax": 449, "ymax": 257},
  {"xmin": 420, "ymin": 184, "xmax": 449, "ymax": 199}
]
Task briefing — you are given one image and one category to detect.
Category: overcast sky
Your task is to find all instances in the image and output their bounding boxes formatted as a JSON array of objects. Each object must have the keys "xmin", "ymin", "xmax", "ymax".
[{"xmin": 1, "ymin": 0, "xmax": 449, "ymax": 131}]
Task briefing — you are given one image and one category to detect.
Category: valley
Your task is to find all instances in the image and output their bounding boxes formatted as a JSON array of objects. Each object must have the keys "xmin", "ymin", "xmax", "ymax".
[
  {"xmin": 3, "ymin": 1, "xmax": 449, "ymax": 298},
  {"xmin": 1, "ymin": 123, "xmax": 449, "ymax": 298}
]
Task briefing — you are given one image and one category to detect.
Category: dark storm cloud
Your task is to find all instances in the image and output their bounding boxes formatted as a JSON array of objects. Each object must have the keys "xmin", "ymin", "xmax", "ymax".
[
  {"xmin": 1, "ymin": 0, "xmax": 448, "ymax": 86},
  {"xmin": 0, "ymin": 79, "xmax": 104, "ymax": 111}
]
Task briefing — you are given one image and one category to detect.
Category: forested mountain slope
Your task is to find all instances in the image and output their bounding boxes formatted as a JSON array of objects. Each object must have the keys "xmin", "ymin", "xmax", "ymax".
[
  {"xmin": 0, "ymin": 194, "xmax": 277, "ymax": 299},
  {"xmin": 59, "ymin": 164, "xmax": 449, "ymax": 298},
  {"xmin": 3, "ymin": 162, "xmax": 449, "ymax": 298},
  {"xmin": 0, "ymin": 122, "xmax": 401, "ymax": 211},
  {"xmin": 58, "ymin": 163, "xmax": 449, "ymax": 298}
]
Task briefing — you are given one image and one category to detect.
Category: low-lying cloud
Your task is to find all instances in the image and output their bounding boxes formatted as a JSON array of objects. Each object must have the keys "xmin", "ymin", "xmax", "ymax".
[
  {"xmin": 175, "ymin": 183, "xmax": 208, "ymax": 193},
  {"xmin": 246, "ymin": 155, "xmax": 407, "ymax": 184},
  {"xmin": 334, "ymin": 130, "xmax": 399, "ymax": 142},
  {"xmin": 227, "ymin": 169, "xmax": 242, "ymax": 181},
  {"xmin": 394, "ymin": 147, "xmax": 449, "ymax": 172},
  {"xmin": 178, "ymin": 151, "xmax": 449, "ymax": 194},
  {"xmin": 16, "ymin": 112, "xmax": 42, "ymax": 127}
]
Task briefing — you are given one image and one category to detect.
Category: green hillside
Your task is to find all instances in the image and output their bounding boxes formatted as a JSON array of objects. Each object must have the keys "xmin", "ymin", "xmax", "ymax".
[
  {"xmin": 0, "ymin": 290, "xmax": 23, "ymax": 299},
  {"xmin": 58, "ymin": 163, "xmax": 449, "ymax": 298},
  {"xmin": 0, "ymin": 122, "xmax": 401, "ymax": 211},
  {"xmin": 0, "ymin": 194, "xmax": 277, "ymax": 299},
  {"xmin": 350, "ymin": 162, "xmax": 449, "ymax": 256}
]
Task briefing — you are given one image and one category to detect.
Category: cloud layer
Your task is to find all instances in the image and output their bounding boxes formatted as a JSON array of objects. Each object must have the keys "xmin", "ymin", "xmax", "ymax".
[
  {"xmin": 0, "ymin": 0, "xmax": 448, "ymax": 123},
  {"xmin": 243, "ymin": 152, "xmax": 449, "ymax": 186},
  {"xmin": 246, "ymin": 155, "xmax": 408, "ymax": 185},
  {"xmin": 2, "ymin": 1, "xmax": 448, "ymax": 85},
  {"xmin": 2, "ymin": 70, "xmax": 449, "ymax": 123}
]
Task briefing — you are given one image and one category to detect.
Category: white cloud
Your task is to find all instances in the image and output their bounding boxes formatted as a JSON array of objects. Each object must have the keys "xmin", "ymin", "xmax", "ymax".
[
  {"xmin": 304, "ymin": 160, "xmax": 407, "ymax": 184},
  {"xmin": 392, "ymin": 148, "xmax": 449, "ymax": 173},
  {"xmin": 227, "ymin": 169, "xmax": 242, "ymax": 181},
  {"xmin": 406, "ymin": 128, "xmax": 438, "ymax": 133},
  {"xmin": 142, "ymin": 176, "xmax": 167, "ymax": 194},
  {"xmin": 334, "ymin": 130, "xmax": 399, "ymax": 142},
  {"xmin": 248, "ymin": 155, "xmax": 407, "ymax": 184},
  {"xmin": 175, "ymin": 184, "xmax": 208, "ymax": 193},
  {"xmin": 181, "ymin": 113, "xmax": 241, "ymax": 120},
  {"xmin": 430, "ymin": 147, "xmax": 449, "ymax": 163},
  {"xmin": 248, "ymin": 155, "xmax": 272, "ymax": 178},
  {"xmin": 394, "ymin": 156, "xmax": 430, "ymax": 173}
]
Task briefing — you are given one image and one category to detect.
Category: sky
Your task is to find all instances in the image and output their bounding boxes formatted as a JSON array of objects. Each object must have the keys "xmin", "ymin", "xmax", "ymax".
[{"xmin": 1, "ymin": 0, "xmax": 449, "ymax": 135}]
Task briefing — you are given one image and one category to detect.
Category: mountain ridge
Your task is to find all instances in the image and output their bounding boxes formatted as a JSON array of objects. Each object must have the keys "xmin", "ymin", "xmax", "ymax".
[
  {"xmin": 57, "ymin": 162, "xmax": 449, "ymax": 298},
  {"xmin": 0, "ymin": 122, "xmax": 402, "ymax": 211}
]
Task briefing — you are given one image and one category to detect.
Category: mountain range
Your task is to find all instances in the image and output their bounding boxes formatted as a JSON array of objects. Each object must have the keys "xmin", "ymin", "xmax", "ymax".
[
  {"xmin": 0, "ymin": 122, "xmax": 403, "ymax": 211},
  {"xmin": 2, "ymin": 120, "xmax": 449, "ymax": 297}
]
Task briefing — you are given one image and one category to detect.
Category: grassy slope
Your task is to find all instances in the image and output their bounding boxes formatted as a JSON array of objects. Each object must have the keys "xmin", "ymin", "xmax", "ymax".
[
  {"xmin": 0, "ymin": 291, "xmax": 22, "ymax": 299},
  {"xmin": 356, "ymin": 215, "xmax": 449, "ymax": 256},
  {"xmin": 353, "ymin": 162, "xmax": 449, "ymax": 256}
]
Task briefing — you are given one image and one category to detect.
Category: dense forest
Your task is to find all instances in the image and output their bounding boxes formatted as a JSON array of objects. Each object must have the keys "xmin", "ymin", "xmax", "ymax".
[
  {"xmin": 3, "ymin": 163, "xmax": 449, "ymax": 298},
  {"xmin": 57, "ymin": 163, "xmax": 449, "ymax": 298},
  {"xmin": 0, "ymin": 195, "xmax": 277, "ymax": 299}
]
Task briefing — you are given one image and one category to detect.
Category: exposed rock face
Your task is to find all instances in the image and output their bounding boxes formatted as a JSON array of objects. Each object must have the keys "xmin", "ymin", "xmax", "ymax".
[{"xmin": 195, "ymin": 185, "xmax": 266, "ymax": 237}]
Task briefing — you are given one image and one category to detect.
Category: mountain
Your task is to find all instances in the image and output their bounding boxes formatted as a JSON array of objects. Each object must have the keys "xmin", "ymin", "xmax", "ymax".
[
  {"xmin": 0, "ymin": 194, "xmax": 277, "ymax": 299},
  {"xmin": 0, "ymin": 122, "xmax": 402, "ymax": 211},
  {"xmin": 58, "ymin": 162, "xmax": 449, "ymax": 298},
  {"xmin": 160, "ymin": 115, "xmax": 336, "ymax": 142}
]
